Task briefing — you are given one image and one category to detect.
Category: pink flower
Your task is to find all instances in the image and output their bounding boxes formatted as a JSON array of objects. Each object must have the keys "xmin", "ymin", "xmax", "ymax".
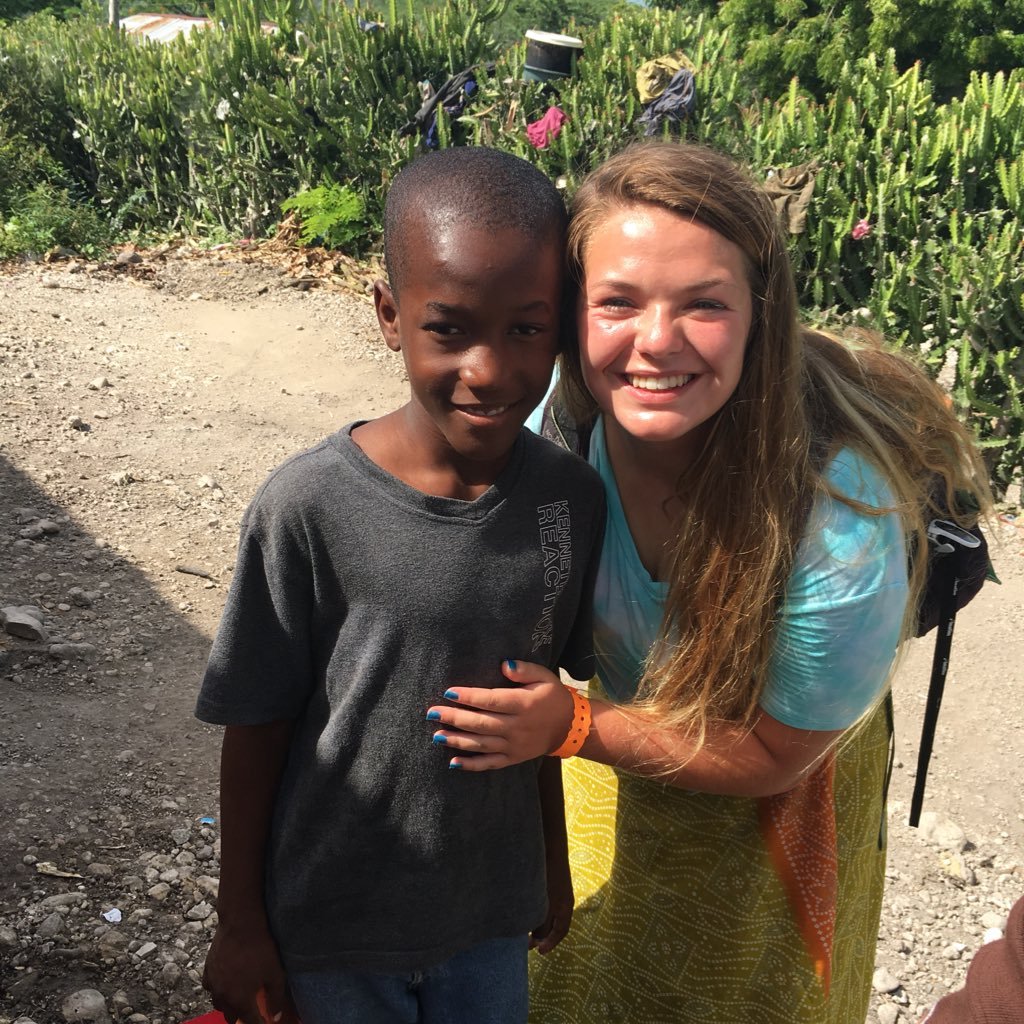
[{"xmin": 851, "ymin": 218, "xmax": 872, "ymax": 241}]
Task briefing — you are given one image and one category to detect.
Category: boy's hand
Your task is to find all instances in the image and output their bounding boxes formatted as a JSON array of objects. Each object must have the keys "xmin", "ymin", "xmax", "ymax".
[
  {"xmin": 533, "ymin": 755, "xmax": 574, "ymax": 955},
  {"xmin": 530, "ymin": 849, "xmax": 574, "ymax": 955},
  {"xmin": 203, "ymin": 915, "xmax": 300, "ymax": 1024}
]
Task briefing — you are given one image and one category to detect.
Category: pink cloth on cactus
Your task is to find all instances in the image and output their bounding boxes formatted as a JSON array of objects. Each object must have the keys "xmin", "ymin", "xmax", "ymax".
[{"xmin": 526, "ymin": 106, "xmax": 569, "ymax": 149}]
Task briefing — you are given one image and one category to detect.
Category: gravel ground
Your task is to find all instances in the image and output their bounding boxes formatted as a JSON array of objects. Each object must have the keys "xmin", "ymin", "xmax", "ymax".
[{"xmin": 1, "ymin": 253, "xmax": 1022, "ymax": 1024}]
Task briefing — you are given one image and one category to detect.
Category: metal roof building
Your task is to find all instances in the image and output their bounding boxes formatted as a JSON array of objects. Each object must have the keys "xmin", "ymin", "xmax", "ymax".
[{"xmin": 119, "ymin": 13, "xmax": 277, "ymax": 43}]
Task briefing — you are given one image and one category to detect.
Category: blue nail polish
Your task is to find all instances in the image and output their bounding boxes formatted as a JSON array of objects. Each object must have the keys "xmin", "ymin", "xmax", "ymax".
[
  {"xmin": 506, "ymin": 659, "xmax": 517, "ymax": 671},
  {"xmin": 432, "ymin": 733, "xmax": 447, "ymax": 745},
  {"xmin": 426, "ymin": 710, "xmax": 441, "ymax": 721},
  {"xmin": 449, "ymin": 759, "xmax": 463, "ymax": 770},
  {"xmin": 444, "ymin": 689, "xmax": 459, "ymax": 701}
]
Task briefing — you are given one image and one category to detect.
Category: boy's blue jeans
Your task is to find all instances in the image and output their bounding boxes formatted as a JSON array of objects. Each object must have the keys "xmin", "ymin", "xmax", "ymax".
[{"xmin": 288, "ymin": 935, "xmax": 529, "ymax": 1024}]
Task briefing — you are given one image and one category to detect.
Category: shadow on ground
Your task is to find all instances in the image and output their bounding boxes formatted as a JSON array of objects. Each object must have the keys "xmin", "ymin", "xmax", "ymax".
[{"xmin": 1, "ymin": 452, "xmax": 221, "ymax": 1019}]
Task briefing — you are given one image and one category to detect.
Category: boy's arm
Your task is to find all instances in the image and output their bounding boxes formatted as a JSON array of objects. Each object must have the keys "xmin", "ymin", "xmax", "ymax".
[
  {"xmin": 203, "ymin": 720, "xmax": 300, "ymax": 1024},
  {"xmin": 530, "ymin": 756, "xmax": 574, "ymax": 955}
]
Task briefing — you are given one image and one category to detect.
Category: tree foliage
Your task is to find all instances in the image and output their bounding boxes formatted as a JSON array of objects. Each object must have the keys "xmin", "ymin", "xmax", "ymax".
[
  {"xmin": 867, "ymin": 0, "xmax": 1024, "ymax": 96},
  {"xmin": 714, "ymin": 0, "xmax": 1024, "ymax": 99},
  {"xmin": 380, "ymin": 0, "xmax": 626, "ymax": 43},
  {"xmin": 0, "ymin": 0, "xmax": 217, "ymax": 23},
  {"xmin": 499, "ymin": 0, "xmax": 621, "ymax": 35},
  {"xmin": 0, "ymin": 0, "xmax": 87, "ymax": 20}
]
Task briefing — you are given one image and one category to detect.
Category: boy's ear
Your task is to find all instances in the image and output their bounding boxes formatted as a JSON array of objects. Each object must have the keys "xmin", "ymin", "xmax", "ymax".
[{"xmin": 374, "ymin": 279, "xmax": 402, "ymax": 352}]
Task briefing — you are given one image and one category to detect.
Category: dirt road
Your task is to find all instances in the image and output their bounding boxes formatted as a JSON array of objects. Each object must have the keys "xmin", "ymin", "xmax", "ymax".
[{"xmin": 1, "ymin": 254, "xmax": 1022, "ymax": 1024}]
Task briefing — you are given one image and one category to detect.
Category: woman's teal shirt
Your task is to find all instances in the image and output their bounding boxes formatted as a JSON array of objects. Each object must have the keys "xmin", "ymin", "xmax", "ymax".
[{"xmin": 528, "ymin": 402, "xmax": 908, "ymax": 730}]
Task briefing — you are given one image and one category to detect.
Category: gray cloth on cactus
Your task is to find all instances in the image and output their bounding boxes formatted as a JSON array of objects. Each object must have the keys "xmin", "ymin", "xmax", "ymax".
[{"xmin": 637, "ymin": 68, "xmax": 696, "ymax": 136}]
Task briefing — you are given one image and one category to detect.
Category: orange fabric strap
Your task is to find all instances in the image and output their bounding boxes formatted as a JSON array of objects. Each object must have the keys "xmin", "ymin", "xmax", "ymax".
[
  {"xmin": 757, "ymin": 756, "xmax": 838, "ymax": 995},
  {"xmin": 550, "ymin": 688, "xmax": 592, "ymax": 758}
]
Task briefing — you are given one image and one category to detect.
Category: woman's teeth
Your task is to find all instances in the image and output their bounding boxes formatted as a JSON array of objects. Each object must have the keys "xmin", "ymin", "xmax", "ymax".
[{"xmin": 627, "ymin": 374, "xmax": 693, "ymax": 391}]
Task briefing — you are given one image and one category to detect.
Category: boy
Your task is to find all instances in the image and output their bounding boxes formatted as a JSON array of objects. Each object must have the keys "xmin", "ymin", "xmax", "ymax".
[{"xmin": 195, "ymin": 147, "xmax": 605, "ymax": 1024}]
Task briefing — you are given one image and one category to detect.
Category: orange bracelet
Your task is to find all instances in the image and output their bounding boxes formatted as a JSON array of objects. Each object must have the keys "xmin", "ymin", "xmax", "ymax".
[{"xmin": 550, "ymin": 687, "xmax": 592, "ymax": 758}]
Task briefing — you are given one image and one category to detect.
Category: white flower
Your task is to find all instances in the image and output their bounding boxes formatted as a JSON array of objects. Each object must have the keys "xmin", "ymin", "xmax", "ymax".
[{"xmin": 215, "ymin": 98, "xmax": 231, "ymax": 121}]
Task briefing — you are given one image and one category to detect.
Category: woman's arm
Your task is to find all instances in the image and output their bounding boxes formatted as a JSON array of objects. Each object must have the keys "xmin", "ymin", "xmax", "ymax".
[
  {"xmin": 584, "ymin": 694, "xmax": 843, "ymax": 796},
  {"xmin": 432, "ymin": 661, "xmax": 843, "ymax": 798}
]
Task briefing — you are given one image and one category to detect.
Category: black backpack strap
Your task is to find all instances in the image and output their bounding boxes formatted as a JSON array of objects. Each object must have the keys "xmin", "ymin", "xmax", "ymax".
[
  {"xmin": 879, "ymin": 691, "xmax": 895, "ymax": 849},
  {"xmin": 908, "ymin": 520, "xmax": 982, "ymax": 827},
  {"xmin": 540, "ymin": 389, "xmax": 593, "ymax": 458}
]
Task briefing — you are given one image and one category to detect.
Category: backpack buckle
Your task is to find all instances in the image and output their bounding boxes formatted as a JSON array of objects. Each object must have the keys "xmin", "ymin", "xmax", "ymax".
[{"xmin": 926, "ymin": 518, "xmax": 981, "ymax": 555}]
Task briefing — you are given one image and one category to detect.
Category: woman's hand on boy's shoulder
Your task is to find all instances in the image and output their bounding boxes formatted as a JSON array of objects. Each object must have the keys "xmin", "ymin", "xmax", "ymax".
[{"xmin": 203, "ymin": 914, "xmax": 299, "ymax": 1024}]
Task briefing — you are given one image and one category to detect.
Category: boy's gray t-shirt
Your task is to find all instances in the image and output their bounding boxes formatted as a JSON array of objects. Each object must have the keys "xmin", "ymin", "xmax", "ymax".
[{"xmin": 196, "ymin": 424, "xmax": 605, "ymax": 973}]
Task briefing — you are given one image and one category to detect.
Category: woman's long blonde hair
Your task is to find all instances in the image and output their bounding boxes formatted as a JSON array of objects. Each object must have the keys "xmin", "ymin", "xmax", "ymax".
[{"xmin": 562, "ymin": 141, "xmax": 991, "ymax": 747}]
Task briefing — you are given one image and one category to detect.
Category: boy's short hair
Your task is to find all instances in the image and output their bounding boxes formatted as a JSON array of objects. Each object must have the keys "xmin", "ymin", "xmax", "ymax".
[{"xmin": 383, "ymin": 146, "xmax": 567, "ymax": 297}]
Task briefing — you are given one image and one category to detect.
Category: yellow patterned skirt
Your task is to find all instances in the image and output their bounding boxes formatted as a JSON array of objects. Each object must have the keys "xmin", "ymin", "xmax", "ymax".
[{"xmin": 529, "ymin": 702, "xmax": 890, "ymax": 1024}]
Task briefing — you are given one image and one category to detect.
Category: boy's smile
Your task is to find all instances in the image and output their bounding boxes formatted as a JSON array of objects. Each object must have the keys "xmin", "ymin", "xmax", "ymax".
[{"xmin": 365, "ymin": 215, "xmax": 562, "ymax": 498}]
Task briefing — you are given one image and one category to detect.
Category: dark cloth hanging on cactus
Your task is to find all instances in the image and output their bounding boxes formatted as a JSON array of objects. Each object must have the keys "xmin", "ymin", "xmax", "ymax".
[
  {"xmin": 762, "ymin": 162, "xmax": 820, "ymax": 235},
  {"xmin": 637, "ymin": 68, "xmax": 696, "ymax": 136},
  {"xmin": 399, "ymin": 64, "xmax": 493, "ymax": 147}
]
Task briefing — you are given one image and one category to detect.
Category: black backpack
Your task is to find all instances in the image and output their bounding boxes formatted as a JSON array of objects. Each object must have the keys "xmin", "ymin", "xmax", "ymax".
[{"xmin": 540, "ymin": 392, "xmax": 995, "ymax": 827}]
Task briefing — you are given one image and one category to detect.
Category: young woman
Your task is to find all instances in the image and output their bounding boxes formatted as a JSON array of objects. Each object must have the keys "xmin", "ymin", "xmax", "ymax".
[{"xmin": 425, "ymin": 142, "xmax": 991, "ymax": 1023}]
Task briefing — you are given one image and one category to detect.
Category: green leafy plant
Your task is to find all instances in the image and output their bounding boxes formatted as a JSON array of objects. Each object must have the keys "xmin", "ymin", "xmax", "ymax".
[
  {"xmin": 280, "ymin": 183, "xmax": 366, "ymax": 251},
  {"xmin": 0, "ymin": 119, "xmax": 62, "ymax": 215},
  {"xmin": 0, "ymin": 181, "xmax": 110, "ymax": 258}
]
